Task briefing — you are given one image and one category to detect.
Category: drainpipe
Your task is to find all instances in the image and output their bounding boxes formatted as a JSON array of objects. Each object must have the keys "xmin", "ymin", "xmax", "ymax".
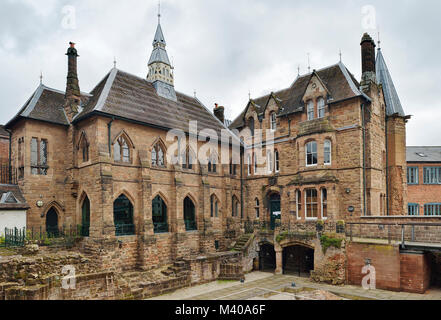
[
  {"xmin": 107, "ymin": 118, "xmax": 114, "ymax": 155},
  {"xmin": 361, "ymin": 104, "xmax": 367, "ymax": 217},
  {"xmin": 240, "ymin": 144, "xmax": 244, "ymax": 221},
  {"xmin": 385, "ymin": 115, "xmax": 389, "ymax": 216},
  {"xmin": 5, "ymin": 129, "xmax": 12, "ymax": 184}
]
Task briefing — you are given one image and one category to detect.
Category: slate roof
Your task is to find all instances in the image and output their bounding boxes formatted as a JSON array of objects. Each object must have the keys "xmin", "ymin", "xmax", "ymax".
[
  {"xmin": 74, "ymin": 68, "xmax": 231, "ymax": 138},
  {"xmin": 407, "ymin": 147, "xmax": 441, "ymax": 163},
  {"xmin": 0, "ymin": 184, "xmax": 29, "ymax": 210},
  {"xmin": 376, "ymin": 48, "xmax": 406, "ymax": 116},
  {"xmin": 0, "ymin": 125, "xmax": 9, "ymax": 138},
  {"xmin": 229, "ymin": 62, "xmax": 366, "ymax": 130},
  {"xmin": 6, "ymin": 85, "xmax": 91, "ymax": 128}
]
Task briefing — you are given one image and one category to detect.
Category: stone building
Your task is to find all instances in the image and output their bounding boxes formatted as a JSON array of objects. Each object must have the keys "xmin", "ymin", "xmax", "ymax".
[
  {"xmin": 4, "ymin": 14, "xmax": 409, "ymax": 276},
  {"xmin": 230, "ymin": 33, "xmax": 409, "ymax": 225},
  {"xmin": 407, "ymin": 146, "xmax": 441, "ymax": 216}
]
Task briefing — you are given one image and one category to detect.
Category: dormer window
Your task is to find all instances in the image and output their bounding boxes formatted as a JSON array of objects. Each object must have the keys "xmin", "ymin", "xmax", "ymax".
[
  {"xmin": 307, "ymin": 100, "xmax": 315, "ymax": 121},
  {"xmin": 318, "ymin": 98, "xmax": 326, "ymax": 118},
  {"xmin": 270, "ymin": 112, "xmax": 277, "ymax": 131}
]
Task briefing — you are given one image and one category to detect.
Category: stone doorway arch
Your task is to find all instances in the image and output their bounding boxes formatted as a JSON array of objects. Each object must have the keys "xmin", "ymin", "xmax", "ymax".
[
  {"xmin": 259, "ymin": 243, "xmax": 276, "ymax": 272},
  {"xmin": 282, "ymin": 245, "xmax": 315, "ymax": 277}
]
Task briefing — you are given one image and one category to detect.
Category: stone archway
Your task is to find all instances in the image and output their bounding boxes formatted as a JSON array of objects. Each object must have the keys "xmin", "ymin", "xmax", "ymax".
[{"xmin": 283, "ymin": 245, "xmax": 315, "ymax": 277}]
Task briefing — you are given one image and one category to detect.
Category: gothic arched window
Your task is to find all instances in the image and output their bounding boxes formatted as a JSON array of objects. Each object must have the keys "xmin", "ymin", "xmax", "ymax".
[
  {"xmin": 114, "ymin": 135, "xmax": 131, "ymax": 163},
  {"xmin": 152, "ymin": 143, "xmax": 165, "ymax": 167}
]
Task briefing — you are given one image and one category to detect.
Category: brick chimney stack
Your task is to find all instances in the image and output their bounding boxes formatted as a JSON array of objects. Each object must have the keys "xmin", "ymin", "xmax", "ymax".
[
  {"xmin": 213, "ymin": 103, "xmax": 225, "ymax": 124},
  {"xmin": 65, "ymin": 42, "xmax": 81, "ymax": 122},
  {"xmin": 360, "ymin": 33, "xmax": 376, "ymax": 89}
]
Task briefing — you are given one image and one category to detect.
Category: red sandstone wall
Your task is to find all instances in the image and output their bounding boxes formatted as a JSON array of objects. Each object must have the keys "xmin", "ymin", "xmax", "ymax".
[
  {"xmin": 400, "ymin": 252, "xmax": 431, "ymax": 294},
  {"xmin": 347, "ymin": 242, "xmax": 401, "ymax": 291}
]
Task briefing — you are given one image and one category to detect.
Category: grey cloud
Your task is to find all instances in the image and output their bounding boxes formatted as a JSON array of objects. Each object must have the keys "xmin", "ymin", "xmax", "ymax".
[{"xmin": 0, "ymin": 0, "xmax": 439, "ymax": 146}]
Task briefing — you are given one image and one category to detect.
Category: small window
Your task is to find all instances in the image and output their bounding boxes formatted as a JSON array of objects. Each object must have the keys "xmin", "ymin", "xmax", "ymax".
[
  {"xmin": 31, "ymin": 138, "xmax": 48, "ymax": 175},
  {"xmin": 114, "ymin": 136, "xmax": 131, "ymax": 163},
  {"xmin": 275, "ymin": 150, "xmax": 280, "ymax": 173},
  {"xmin": 424, "ymin": 204, "xmax": 441, "ymax": 216},
  {"xmin": 270, "ymin": 113, "xmax": 277, "ymax": 131},
  {"xmin": 423, "ymin": 167, "xmax": 441, "ymax": 185},
  {"xmin": 296, "ymin": 190, "xmax": 302, "ymax": 220},
  {"xmin": 318, "ymin": 98, "xmax": 326, "ymax": 118},
  {"xmin": 267, "ymin": 151, "xmax": 273, "ymax": 173},
  {"xmin": 324, "ymin": 140, "xmax": 332, "ymax": 165},
  {"xmin": 321, "ymin": 189, "xmax": 328, "ymax": 219},
  {"xmin": 18, "ymin": 138, "xmax": 24, "ymax": 179},
  {"xmin": 254, "ymin": 153, "xmax": 258, "ymax": 175},
  {"xmin": 210, "ymin": 195, "xmax": 219, "ymax": 218},
  {"xmin": 305, "ymin": 189, "xmax": 318, "ymax": 219},
  {"xmin": 307, "ymin": 100, "xmax": 315, "ymax": 121},
  {"xmin": 152, "ymin": 143, "xmax": 165, "ymax": 167},
  {"xmin": 182, "ymin": 148, "xmax": 194, "ymax": 170},
  {"xmin": 255, "ymin": 198, "xmax": 260, "ymax": 218},
  {"xmin": 232, "ymin": 196, "xmax": 240, "ymax": 217},
  {"xmin": 306, "ymin": 141, "xmax": 318, "ymax": 166},
  {"xmin": 407, "ymin": 167, "xmax": 419, "ymax": 185},
  {"xmin": 247, "ymin": 155, "xmax": 252, "ymax": 176},
  {"xmin": 249, "ymin": 117, "xmax": 255, "ymax": 137},
  {"xmin": 408, "ymin": 203, "xmax": 419, "ymax": 216}
]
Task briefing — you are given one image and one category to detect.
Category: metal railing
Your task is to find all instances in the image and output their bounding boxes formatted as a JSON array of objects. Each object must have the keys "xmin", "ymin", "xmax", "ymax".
[
  {"xmin": 115, "ymin": 224, "xmax": 135, "ymax": 236},
  {"xmin": 346, "ymin": 222, "xmax": 441, "ymax": 247},
  {"xmin": 184, "ymin": 220, "xmax": 197, "ymax": 232},
  {"xmin": 154, "ymin": 222, "xmax": 169, "ymax": 234}
]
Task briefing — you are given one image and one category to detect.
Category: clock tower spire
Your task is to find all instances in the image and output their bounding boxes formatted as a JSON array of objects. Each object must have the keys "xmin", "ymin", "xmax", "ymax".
[{"xmin": 147, "ymin": 6, "xmax": 177, "ymax": 101}]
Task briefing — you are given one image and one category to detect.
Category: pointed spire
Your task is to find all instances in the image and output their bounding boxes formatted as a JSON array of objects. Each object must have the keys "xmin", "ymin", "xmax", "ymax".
[{"xmin": 376, "ymin": 48, "xmax": 405, "ymax": 116}]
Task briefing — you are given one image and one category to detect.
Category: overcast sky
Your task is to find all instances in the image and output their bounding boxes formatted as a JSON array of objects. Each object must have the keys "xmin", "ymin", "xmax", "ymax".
[{"xmin": 0, "ymin": 0, "xmax": 439, "ymax": 146}]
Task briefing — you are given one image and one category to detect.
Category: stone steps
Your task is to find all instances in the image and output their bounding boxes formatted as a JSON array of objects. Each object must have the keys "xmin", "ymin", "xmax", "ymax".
[{"xmin": 232, "ymin": 234, "xmax": 253, "ymax": 252}]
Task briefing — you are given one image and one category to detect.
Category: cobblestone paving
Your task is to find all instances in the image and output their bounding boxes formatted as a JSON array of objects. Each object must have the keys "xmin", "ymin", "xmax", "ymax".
[{"xmin": 148, "ymin": 272, "xmax": 441, "ymax": 301}]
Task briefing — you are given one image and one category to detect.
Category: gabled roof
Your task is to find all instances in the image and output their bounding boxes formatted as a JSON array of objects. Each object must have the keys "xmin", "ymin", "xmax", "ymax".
[
  {"xmin": 407, "ymin": 146, "xmax": 441, "ymax": 163},
  {"xmin": 229, "ymin": 62, "xmax": 366, "ymax": 130},
  {"xmin": 74, "ymin": 68, "xmax": 230, "ymax": 137},
  {"xmin": 6, "ymin": 84, "xmax": 91, "ymax": 128},
  {"xmin": 0, "ymin": 184, "xmax": 29, "ymax": 210},
  {"xmin": 376, "ymin": 48, "xmax": 405, "ymax": 116}
]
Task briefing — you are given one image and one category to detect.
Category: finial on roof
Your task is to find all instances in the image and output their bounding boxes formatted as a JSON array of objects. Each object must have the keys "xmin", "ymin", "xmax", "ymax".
[
  {"xmin": 113, "ymin": 57, "xmax": 117, "ymax": 68},
  {"xmin": 194, "ymin": 89, "xmax": 197, "ymax": 98},
  {"xmin": 39, "ymin": 71, "xmax": 43, "ymax": 85},
  {"xmin": 158, "ymin": 0, "xmax": 161, "ymax": 23},
  {"xmin": 297, "ymin": 65, "xmax": 300, "ymax": 77},
  {"xmin": 307, "ymin": 53, "xmax": 311, "ymax": 73},
  {"xmin": 377, "ymin": 29, "xmax": 381, "ymax": 50},
  {"xmin": 339, "ymin": 49, "xmax": 342, "ymax": 62},
  {"xmin": 248, "ymin": 90, "xmax": 251, "ymax": 100}
]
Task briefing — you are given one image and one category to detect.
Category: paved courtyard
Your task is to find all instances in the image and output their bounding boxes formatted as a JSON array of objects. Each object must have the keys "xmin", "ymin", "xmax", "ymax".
[{"xmin": 149, "ymin": 272, "xmax": 441, "ymax": 301}]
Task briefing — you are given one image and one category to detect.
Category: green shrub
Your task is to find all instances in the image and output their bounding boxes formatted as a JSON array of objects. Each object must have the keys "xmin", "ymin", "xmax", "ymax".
[
  {"xmin": 0, "ymin": 236, "xmax": 5, "ymax": 245},
  {"xmin": 320, "ymin": 234, "xmax": 343, "ymax": 254}
]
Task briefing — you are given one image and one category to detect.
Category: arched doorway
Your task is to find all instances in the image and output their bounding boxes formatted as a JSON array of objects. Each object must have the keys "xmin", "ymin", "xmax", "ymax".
[
  {"xmin": 269, "ymin": 193, "xmax": 281, "ymax": 230},
  {"xmin": 46, "ymin": 208, "xmax": 59, "ymax": 237},
  {"xmin": 152, "ymin": 195, "xmax": 168, "ymax": 233},
  {"xmin": 259, "ymin": 243, "xmax": 276, "ymax": 272},
  {"xmin": 184, "ymin": 197, "xmax": 197, "ymax": 231},
  {"xmin": 283, "ymin": 245, "xmax": 315, "ymax": 277},
  {"xmin": 113, "ymin": 194, "xmax": 135, "ymax": 236},
  {"xmin": 81, "ymin": 196, "xmax": 90, "ymax": 237}
]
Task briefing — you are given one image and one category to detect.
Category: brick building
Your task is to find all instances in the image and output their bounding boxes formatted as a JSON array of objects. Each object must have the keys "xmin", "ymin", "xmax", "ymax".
[
  {"xmin": 407, "ymin": 147, "xmax": 441, "ymax": 216},
  {"xmin": 4, "ymin": 15, "xmax": 409, "ymax": 275},
  {"xmin": 0, "ymin": 125, "xmax": 9, "ymax": 165}
]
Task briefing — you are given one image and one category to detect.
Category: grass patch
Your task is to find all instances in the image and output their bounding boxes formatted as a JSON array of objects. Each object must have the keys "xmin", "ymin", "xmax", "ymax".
[
  {"xmin": 217, "ymin": 280, "xmax": 238, "ymax": 284},
  {"xmin": 0, "ymin": 247, "xmax": 19, "ymax": 257}
]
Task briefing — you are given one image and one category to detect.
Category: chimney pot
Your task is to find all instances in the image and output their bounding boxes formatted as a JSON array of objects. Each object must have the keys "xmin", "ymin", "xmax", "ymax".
[{"xmin": 214, "ymin": 104, "xmax": 225, "ymax": 124}]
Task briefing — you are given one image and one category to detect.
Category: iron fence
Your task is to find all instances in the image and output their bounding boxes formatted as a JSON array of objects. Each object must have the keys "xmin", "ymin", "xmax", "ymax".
[
  {"xmin": 115, "ymin": 224, "xmax": 135, "ymax": 236},
  {"xmin": 0, "ymin": 164, "xmax": 18, "ymax": 185},
  {"xmin": 2, "ymin": 225, "xmax": 87, "ymax": 248}
]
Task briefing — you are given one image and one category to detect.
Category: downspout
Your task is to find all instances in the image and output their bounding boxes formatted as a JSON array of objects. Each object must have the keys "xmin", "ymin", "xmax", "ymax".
[
  {"xmin": 385, "ymin": 115, "xmax": 389, "ymax": 216},
  {"xmin": 240, "ymin": 144, "xmax": 244, "ymax": 221},
  {"xmin": 107, "ymin": 118, "xmax": 115, "ymax": 154},
  {"xmin": 361, "ymin": 103, "xmax": 367, "ymax": 217},
  {"xmin": 6, "ymin": 129, "xmax": 12, "ymax": 184}
]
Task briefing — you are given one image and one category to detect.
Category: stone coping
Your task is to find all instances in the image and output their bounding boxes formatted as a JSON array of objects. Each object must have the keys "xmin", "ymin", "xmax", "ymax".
[{"xmin": 361, "ymin": 216, "xmax": 441, "ymax": 220}]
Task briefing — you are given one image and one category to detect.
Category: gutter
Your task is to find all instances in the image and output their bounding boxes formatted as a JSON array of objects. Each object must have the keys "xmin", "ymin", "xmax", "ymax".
[
  {"xmin": 107, "ymin": 118, "xmax": 115, "ymax": 154},
  {"xmin": 385, "ymin": 113, "xmax": 389, "ymax": 216},
  {"xmin": 361, "ymin": 103, "xmax": 367, "ymax": 217}
]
